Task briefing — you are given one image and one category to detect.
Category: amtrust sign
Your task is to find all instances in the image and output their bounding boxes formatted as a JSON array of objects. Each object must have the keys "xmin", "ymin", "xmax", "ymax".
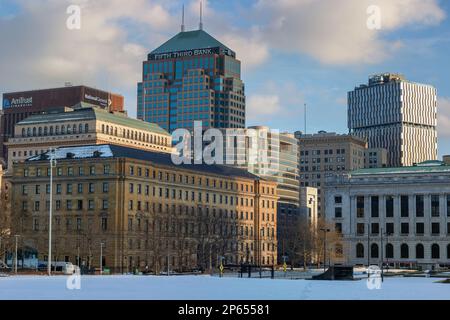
[{"xmin": 2, "ymin": 97, "xmax": 33, "ymax": 109}]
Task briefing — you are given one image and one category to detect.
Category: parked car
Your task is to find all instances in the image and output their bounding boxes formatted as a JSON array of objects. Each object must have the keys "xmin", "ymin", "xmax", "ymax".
[{"xmin": 37, "ymin": 261, "xmax": 77, "ymax": 274}]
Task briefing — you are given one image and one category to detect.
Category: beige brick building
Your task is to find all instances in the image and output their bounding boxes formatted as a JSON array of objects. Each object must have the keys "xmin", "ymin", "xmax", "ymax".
[
  {"xmin": 5, "ymin": 104, "xmax": 173, "ymax": 171},
  {"xmin": 9, "ymin": 144, "xmax": 278, "ymax": 273},
  {"xmin": 295, "ymin": 131, "xmax": 367, "ymax": 217}
]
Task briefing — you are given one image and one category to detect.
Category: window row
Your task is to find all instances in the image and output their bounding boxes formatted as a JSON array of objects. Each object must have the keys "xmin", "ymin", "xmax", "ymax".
[{"xmin": 356, "ymin": 243, "xmax": 450, "ymax": 260}]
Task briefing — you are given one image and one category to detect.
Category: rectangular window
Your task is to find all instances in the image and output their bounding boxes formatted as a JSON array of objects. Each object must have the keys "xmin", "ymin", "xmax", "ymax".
[
  {"xmin": 416, "ymin": 223, "xmax": 424, "ymax": 235},
  {"xmin": 356, "ymin": 223, "xmax": 365, "ymax": 235},
  {"xmin": 101, "ymin": 218, "xmax": 108, "ymax": 231},
  {"xmin": 432, "ymin": 223, "xmax": 440, "ymax": 235},
  {"xmin": 103, "ymin": 183, "xmax": 109, "ymax": 193},
  {"xmin": 401, "ymin": 196, "xmax": 409, "ymax": 217},
  {"xmin": 386, "ymin": 223, "xmax": 394, "ymax": 235},
  {"xmin": 102, "ymin": 200, "xmax": 109, "ymax": 210},
  {"xmin": 334, "ymin": 196, "xmax": 342, "ymax": 204},
  {"xmin": 401, "ymin": 223, "xmax": 409, "ymax": 235},
  {"xmin": 415, "ymin": 195, "xmax": 424, "ymax": 217},
  {"xmin": 356, "ymin": 196, "xmax": 364, "ymax": 218},
  {"xmin": 385, "ymin": 196, "xmax": 394, "ymax": 217},
  {"xmin": 371, "ymin": 196, "xmax": 379, "ymax": 218},
  {"xmin": 447, "ymin": 195, "xmax": 450, "ymax": 217},
  {"xmin": 334, "ymin": 207, "xmax": 342, "ymax": 218},
  {"xmin": 431, "ymin": 195, "xmax": 440, "ymax": 217},
  {"xmin": 371, "ymin": 223, "xmax": 379, "ymax": 235}
]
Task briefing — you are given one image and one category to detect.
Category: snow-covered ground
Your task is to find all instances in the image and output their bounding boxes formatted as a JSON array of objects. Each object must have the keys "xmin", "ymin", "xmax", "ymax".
[{"xmin": 0, "ymin": 275, "xmax": 449, "ymax": 300}]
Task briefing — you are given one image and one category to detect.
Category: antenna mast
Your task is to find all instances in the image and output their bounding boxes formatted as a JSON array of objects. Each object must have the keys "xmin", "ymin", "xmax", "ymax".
[
  {"xmin": 304, "ymin": 103, "xmax": 307, "ymax": 134},
  {"xmin": 181, "ymin": 4, "xmax": 185, "ymax": 32},
  {"xmin": 199, "ymin": 1, "xmax": 203, "ymax": 30}
]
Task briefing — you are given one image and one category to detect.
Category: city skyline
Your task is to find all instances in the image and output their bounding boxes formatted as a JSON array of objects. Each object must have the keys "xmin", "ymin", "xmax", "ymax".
[{"xmin": 1, "ymin": 0, "xmax": 450, "ymax": 157}]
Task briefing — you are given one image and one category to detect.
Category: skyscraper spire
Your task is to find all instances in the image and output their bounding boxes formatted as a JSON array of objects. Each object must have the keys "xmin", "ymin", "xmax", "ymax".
[
  {"xmin": 199, "ymin": 1, "xmax": 203, "ymax": 30},
  {"xmin": 181, "ymin": 4, "xmax": 185, "ymax": 32}
]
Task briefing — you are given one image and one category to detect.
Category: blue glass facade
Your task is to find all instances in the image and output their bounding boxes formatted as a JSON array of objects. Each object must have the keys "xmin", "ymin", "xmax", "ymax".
[{"xmin": 137, "ymin": 30, "xmax": 245, "ymax": 132}]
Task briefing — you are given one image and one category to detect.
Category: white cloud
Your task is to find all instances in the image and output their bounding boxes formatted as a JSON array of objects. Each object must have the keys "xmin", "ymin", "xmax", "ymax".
[
  {"xmin": 247, "ymin": 94, "xmax": 281, "ymax": 116},
  {"xmin": 251, "ymin": 0, "xmax": 445, "ymax": 65},
  {"xmin": 0, "ymin": 0, "xmax": 175, "ymax": 115},
  {"xmin": 438, "ymin": 97, "xmax": 450, "ymax": 138}
]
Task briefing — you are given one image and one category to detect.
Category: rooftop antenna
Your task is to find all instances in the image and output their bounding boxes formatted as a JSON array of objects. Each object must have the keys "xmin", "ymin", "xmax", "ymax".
[
  {"xmin": 199, "ymin": 1, "xmax": 203, "ymax": 30},
  {"xmin": 181, "ymin": 4, "xmax": 185, "ymax": 32},
  {"xmin": 304, "ymin": 103, "xmax": 307, "ymax": 134}
]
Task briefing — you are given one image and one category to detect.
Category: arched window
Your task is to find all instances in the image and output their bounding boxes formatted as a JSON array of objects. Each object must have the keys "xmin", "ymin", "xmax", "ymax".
[
  {"xmin": 49, "ymin": 126, "xmax": 54, "ymax": 135},
  {"xmin": 72, "ymin": 124, "xmax": 76, "ymax": 133},
  {"xmin": 371, "ymin": 243, "xmax": 379, "ymax": 258},
  {"xmin": 356, "ymin": 243, "xmax": 364, "ymax": 258},
  {"xmin": 67, "ymin": 125, "xmax": 72, "ymax": 134},
  {"xmin": 61, "ymin": 125, "xmax": 65, "ymax": 134},
  {"xmin": 85, "ymin": 124, "xmax": 89, "ymax": 133},
  {"xmin": 27, "ymin": 128, "xmax": 31, "ymax": 136},
  {"xmin": 55, "ymin": 126, "xmax": 59, "ymax": 135},
  {"xmin": 32, "ymin": 127, "xmax": 37, "ymax": 136},
  {"xmin": 43, "ymin": 127, "xmax": 48, "ymax": 136},
  {"xmin": 401, "ymin": 244, "xmax": 409, "ymax": 259},
  {"xmin": 416, "ymin": 244, "xmax": 424, "ymax": 259},
  {"xmin": 21, "ymin": 128, "xmax": 25, "ymax": 137},
  {"xmin": 386, "ymin": 243, "xmax": 394, "ymax": 258},
  {"xmin": 114, "ymin": 128, "xmax": 118, "ymax": 136},
  {"xmin": 102, "ymin": 124, "xmax": 105, "ymax": 133},
  {"xmin": 38, "ymin": 127, "xmax": 42, "ymax": 136},
  {"xmin": 432, "ymin": 244, "xmax": 440, "ymax": 259}
]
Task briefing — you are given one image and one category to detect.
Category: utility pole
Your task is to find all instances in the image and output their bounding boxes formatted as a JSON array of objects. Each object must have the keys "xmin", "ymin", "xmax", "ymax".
[
  {"xmin": 367, "ymin": 223, "xmax": 370, "ymax": 277},
  {"xmin": 14, "ymin": 235, "xmax": 19, "ymax": 274},
  {"xmin": 48, "ymin": 149, "xmax": 56, "ymax": 276}
]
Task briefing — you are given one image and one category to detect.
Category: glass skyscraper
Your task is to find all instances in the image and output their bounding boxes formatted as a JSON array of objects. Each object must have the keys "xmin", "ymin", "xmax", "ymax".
[{"xmin": 137, "ymin": 28, "xmax": 246, "ymax": 132}]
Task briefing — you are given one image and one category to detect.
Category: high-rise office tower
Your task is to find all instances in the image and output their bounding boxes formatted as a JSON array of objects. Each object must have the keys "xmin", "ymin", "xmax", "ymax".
[
  {"xmin": 137, "ymin": 22, "xmax": 245, "ymax": 132},
  {"xmin": 348, "ymin": 73, "xmax": 437, "ymax": 167}
]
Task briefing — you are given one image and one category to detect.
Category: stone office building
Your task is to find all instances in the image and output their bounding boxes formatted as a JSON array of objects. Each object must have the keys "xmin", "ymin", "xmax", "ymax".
[
  {"xmin": 8, "ymin": 144, "xmax": 278, "ymax": 273},
  {"xmin": 325, "ymin": 161, "xmax": 450, "ymax": 270}
]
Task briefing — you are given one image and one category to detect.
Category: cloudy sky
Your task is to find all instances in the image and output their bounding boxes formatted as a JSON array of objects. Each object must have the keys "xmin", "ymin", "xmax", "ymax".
[{"xmin": 1, "ymin": 0, "xmax": 450, "ymax": 156}]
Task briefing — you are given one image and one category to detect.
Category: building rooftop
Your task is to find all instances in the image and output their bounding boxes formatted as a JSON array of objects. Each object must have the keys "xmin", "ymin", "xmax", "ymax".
[
  {"xmin": 351, "ymin": 160, "xmax": 450, "ymax": 175},
  {"xmin": 16, "ymin": 105, "xmax": 170, "ymax": 136},
  {"xmin": 27, "ymin": 144, "xmax": 261, "ymax": 180},
  {"xmin": 150, "ymin": 30, "xmax": 235, "ymax": 56}
]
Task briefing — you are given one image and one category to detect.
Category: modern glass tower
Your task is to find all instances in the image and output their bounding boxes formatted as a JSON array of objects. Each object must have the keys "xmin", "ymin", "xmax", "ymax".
[{"xmin": 137, "ymin": 27, "xmax": 245, "ymax": 132}]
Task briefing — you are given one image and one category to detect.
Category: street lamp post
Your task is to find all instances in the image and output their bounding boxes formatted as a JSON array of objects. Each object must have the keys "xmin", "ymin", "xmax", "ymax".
[
  {"xmin": 48, "ymin": 149, "xmax": 57, "ymax": 276},
  {"xmin": 100, "ymin": 242, "xmax": 104, "ymax": 275},
  {"xmin": 320, "ymin": 228, "xmax": 330, "ymax": 272},
  {"xmin": 380, "ymin": 228, "xmax": 384, "ymax": 282},
  {"xmin": 385, "ymin": 231, "xmax": 392, "ymax": 274}
]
